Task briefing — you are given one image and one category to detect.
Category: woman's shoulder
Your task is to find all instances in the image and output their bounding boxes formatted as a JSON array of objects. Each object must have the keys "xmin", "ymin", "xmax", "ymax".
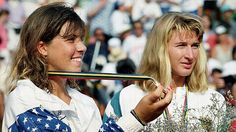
[
  {"xmin": 108, "ymin": 84, "xmax": 145, "ymax": 106},
  {"xmin": 104, "ymin": 84, "xmax": 146, "ymax": 119},
  {"xmin": 120, "ymin": 84, "xmax": 145, "ymax": 96},
  {"xmin": 205, "ymin": 88, "xmax": 225, "ymax": 101},
  {"xmin": 191, "ymin": 88, "xmax": 225, "ymax": 100},
  {"xmin": 7, "ymin": 79, "xmax": 38, "ymax": 103},
  {"xmin": 189, "ymin": 88, "xmax": 226, "ymax": 107},
  {"xmin": 119, "ymin": 84, "xmax": 146, "ymax": 111},
  {"xmin": 5, "ymin": 79, "xmax": 43, "ymax": 117}
]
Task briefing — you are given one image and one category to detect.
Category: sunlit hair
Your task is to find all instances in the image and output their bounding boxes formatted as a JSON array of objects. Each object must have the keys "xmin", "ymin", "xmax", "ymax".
[
  {"xmin": 6, "ymin": 2, "xmax": 85, "ymax": 93},
  {"xmin": 137, "ymin": 12, "xmax": 208, "ymax": 92}
]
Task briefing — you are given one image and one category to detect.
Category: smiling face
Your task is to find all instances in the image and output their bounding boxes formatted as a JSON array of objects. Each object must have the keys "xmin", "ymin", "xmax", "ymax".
[
  {"xmin": 41, "ymin": 23, "xmax": 87, "ymax": 72},
  {"xmin": 168, "ymin": 30, "xmax": 200, "ymax": 78}
]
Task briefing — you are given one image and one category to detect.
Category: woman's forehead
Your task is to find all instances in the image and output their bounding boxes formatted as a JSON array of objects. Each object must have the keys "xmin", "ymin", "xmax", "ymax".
[
  {"xmin": 169, "ymin": 30, "xmax": 199, "ymax": 43},
  {"xmin": 172, "ymin": 29, "xmax": 199, "ymax": 39},
  {"xmin": 172, "ymin": 30, "xmax": 197, "ymax": 37},
  {"xmin": 59, "ymin": 22, "xmax": 83, "ymax": 36}
]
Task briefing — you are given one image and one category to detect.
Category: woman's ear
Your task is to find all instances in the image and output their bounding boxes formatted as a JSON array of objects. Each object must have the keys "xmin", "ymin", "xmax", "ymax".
[{"xmin": 37, "ymin": 41, "xmax": 48, "ymax": 56}]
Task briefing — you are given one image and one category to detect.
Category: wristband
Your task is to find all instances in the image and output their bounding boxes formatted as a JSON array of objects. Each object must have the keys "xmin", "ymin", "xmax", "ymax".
[{"xmin": 130, "ymin": 109, "xmax": 146, "ymax": 126}]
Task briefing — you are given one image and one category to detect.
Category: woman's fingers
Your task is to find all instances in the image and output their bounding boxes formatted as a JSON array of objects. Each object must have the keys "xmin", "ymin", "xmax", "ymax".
[{"xmin": 154, "ymin": 87, "xmax": 173, "ymax": 108}]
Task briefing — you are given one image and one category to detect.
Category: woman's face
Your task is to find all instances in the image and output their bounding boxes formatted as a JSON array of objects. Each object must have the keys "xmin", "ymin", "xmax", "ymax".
[
  {"xmin": 168, "ymin": 31, "xmax": 200, "ymax": 77},
  {"xmin": 46, "ymin": 24, "xmax": 87, "ymax": 72}
]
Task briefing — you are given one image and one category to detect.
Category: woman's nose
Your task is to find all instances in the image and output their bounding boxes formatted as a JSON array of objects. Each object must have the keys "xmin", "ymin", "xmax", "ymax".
[
  {"xmin": 185, "ymin": 47, "xmax": 194, "ymax": 60},
  {"xmin": 76, "ymin": 41, "xmax": 87, "ymax": 52}
]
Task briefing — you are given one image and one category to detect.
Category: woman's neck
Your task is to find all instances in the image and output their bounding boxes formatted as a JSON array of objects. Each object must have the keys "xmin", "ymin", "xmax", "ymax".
[
  {"xmin": 49, "ymin": 77, "xmax": 71, "ymax": 104},
  {"xmin": 171, "ymin": 75, "xmax": 186, "ymax": 91}
]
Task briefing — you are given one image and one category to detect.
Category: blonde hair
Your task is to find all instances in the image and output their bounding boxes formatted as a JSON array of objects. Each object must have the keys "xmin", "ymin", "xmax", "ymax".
[
  {"xmin": 137, "ymin": 12, "xmax": 208, "ymax": 92},
  {"xmin": 6, "ymin": 3, "xmax": 85, "ymax": 93}
]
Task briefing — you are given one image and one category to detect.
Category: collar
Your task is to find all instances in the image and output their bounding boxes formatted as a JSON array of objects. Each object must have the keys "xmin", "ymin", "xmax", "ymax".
[{"xmin": 17, "ymin": 79, "xmax": 97, "ymax": 130}]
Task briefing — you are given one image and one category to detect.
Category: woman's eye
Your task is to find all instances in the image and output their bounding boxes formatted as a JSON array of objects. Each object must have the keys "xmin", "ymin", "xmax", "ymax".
[
  {"xmin": 192, "ymin": 44, "xmax": 200, "ymax": 49},
  {"xmin": 64, "ymin": 35, "xmax": 84, "ymax": 44},
  {"xmin": 177, "ymin": 44, "xmax": 185, "ymax": 47},
  {"xmin": 66, "ymin": 37, "xmax": 76, "ymax": 43}
]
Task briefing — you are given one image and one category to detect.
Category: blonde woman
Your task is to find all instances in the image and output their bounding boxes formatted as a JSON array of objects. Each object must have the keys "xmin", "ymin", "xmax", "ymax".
[
  {"xmin": 2, "ymin": 2, "xmax": 172, "ymax": 132},
  {"xmin": 104, "ymin": 12, "xmax": 226, "ymax": 131}
]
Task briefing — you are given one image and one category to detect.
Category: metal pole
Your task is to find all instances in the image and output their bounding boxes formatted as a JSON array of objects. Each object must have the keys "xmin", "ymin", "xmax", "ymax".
[{"xmin": 90, "ymin": 40, "xmax": 101, "ymax": 71}]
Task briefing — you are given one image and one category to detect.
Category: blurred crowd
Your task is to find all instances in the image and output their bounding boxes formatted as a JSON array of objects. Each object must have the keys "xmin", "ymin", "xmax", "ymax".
[{"xmin": 0, "ymin": 0, "xmax": 236, "ymax": 129}]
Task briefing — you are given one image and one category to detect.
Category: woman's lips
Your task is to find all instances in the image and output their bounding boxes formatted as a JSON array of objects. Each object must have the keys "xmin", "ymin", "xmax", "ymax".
[{"xmin": 182, "ymin": 62, "xmax": 192, "ymax": 69}]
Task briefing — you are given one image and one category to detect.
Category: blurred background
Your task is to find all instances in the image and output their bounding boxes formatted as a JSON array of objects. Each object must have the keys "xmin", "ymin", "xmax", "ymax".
[{"xmin": 0, "ymin": 0, "xmax": 236, "ymax": 127}]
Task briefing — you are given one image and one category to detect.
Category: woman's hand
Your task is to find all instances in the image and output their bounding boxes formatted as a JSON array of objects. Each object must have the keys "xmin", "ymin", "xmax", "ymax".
[{"xmin": 134, "ymin": 84, "xmax": 173, "ymax": 124}]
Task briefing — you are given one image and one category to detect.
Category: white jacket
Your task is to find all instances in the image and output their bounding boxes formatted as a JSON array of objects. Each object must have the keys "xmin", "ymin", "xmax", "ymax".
[
  {"xmin": 2, "ymin": 79, "xmax": 102, "ymax": 132},
  {"xmin": 104, "ymin": 84, "xmax": 226, "ymax": 131}
]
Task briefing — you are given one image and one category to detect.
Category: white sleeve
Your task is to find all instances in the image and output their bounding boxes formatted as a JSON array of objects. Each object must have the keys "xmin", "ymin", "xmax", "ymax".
[
  {"xmin": 103, "ymin": 85, "xmax": 146, "ymax": 131},
  {"xmin": 117, "ymin": 112, "xmax": 143, "ymax": 131}
]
